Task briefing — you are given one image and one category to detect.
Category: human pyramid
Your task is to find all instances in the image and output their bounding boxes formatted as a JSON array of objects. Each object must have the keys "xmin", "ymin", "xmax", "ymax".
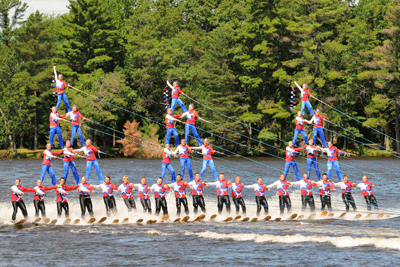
[{"xmin": 10, "ymin": 68, "xmax": 379, "ymax": 223}]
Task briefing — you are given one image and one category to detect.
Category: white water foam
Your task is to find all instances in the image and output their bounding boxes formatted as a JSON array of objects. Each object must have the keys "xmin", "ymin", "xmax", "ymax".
[{"xmin": 182, "ymin": 231, "xmax": 400, "ymax": 250}]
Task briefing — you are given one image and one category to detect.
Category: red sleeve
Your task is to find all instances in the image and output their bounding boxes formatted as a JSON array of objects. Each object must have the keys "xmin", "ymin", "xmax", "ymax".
[
  {"xmin": 42, "ymin": 186, "xmax": 58, "ymax": 191},
  {"xmin": 59, "ymin": 113, "xmax": 67, "ymax": 119},
  {"xmin": 177, "ymin": 87, "xmax": 183, "ymax": 94},
  {"xmin": 311, "ymin": 182, "xmax": 318, "ymax": 187},
  {"xmin": 306, "ymin": 88, "xmax": 310, "ymax": 96},
  {"xmin": 52, "ymin": 150, "xmax": 64, "ymax": 155},
  {"xmin": 298, "ymin": 145, "xmax": 307, "ymax": 150},
  {"xmin": 112, "ymin": 184, "xmax": 118, "ymax": 190},
  {"xmin": 21, "ymin": 187, "xmax": 36, "ymax": 193},
  {"xmin": 188, "ymin": 147, "xmax": 193, "ymax": 153},
  {"xmin": 210, "ymin": 145, "xmax": 215, "ymax": 154},
  {"xmin": 91, "ymin": 146, "xmax": 99, "ymax": 152},
  {"xmin": 329, "ymin": 184, "xmax": 334, "ymax": 189},
  {"xmin": 78, "ymin": 112, "xmax": 85, "ymax": 119},
  {"xmin": 294, "ymin": 147, "xmax": 303, "ymax": 152},
  {"xmin": 65, "ymin": 185, "xmax": 80, "ymax": 191},
  {"xmin": 195, "ymin": 111, "xmax": 200, "ymax": 119},
  {"xmin": 172, "ymin": 114, "xmax": 181, "ymax": 118},
  {"xmin": 165, "ymin": 185, "xmax": 170, "ymax": 190}
]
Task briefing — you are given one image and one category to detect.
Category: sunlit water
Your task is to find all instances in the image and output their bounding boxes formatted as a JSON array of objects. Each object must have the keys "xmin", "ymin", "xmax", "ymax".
[{"xmin": 0, "ymin": 157, "xmax": 399, "ymax": 266}]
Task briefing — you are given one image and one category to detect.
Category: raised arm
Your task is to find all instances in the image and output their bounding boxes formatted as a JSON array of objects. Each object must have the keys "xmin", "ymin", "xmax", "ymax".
[
  {"xmin": 167, "ymin": 80, "xmax": 174, "ymax": 90},
  {"xmin": 54, "ymin": 66, "xmax": 58, "ymax": 81}
]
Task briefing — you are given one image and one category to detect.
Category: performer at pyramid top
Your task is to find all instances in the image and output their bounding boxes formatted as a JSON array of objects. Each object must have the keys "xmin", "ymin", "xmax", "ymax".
[
  {"xmin": 49, "ymin": 106, "xmax": 66, "ymax": 149},
  {"xmin": 65, "ymin": 105, "xmax": 89, "ymax": 147},
  {"xmin": 309, "ymin": 109, "xmax": 328, "ymax": 148},
  {"xmin": 293, "ymin": 110, "xmax": 311, "ymax": 146},
  {"xmin": 53, "ymin": 66, "xmax": 72, "ymax": 112},
  {"xmin": 295, "ymin": 82, "xmax": 314, "ymax": 116},
  {"xmin": 167, "ymin": 80, "xmax": 188, "ymax": 114}
]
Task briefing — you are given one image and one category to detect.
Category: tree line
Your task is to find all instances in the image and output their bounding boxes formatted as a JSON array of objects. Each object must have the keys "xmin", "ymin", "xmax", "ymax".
[{"xmin": 1, "ymin": 0, "xmax": 400, "ymax": 157}]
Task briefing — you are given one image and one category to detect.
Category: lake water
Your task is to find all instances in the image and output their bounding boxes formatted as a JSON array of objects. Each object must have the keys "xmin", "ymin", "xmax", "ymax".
[{"xmin": 0, "ymin": 157, "xmax": 399, "ymax": 266}]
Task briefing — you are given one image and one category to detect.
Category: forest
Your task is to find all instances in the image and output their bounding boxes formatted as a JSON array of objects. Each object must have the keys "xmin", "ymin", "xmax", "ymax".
[{"xmin": 1, "ymin": 0, "xmax": 400, "ymax": 158}]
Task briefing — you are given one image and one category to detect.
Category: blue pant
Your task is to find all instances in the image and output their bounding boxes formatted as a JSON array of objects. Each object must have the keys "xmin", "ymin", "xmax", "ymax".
[
  {"xmin": 185, "ymin": 124, "xmax": 203, "ymax": 146},
  {"xmin": 40, "ymin": 165, "xmax": 57, "ymax": 185},
  {"xmin": 327, "ymin": 160, "xmax": 343, "ymax": 181},
  {"xmin": 180, "ymin": 157, "xmax": 193, "ymax": 181},
  {"xmin": 283, "ymin": 161, "xmax": 301, "ymax": 181},
  {"xmin": 56, "ymin": 92, "xmax": 72, "ymax": 112},
  {"xmin": 301, "ymin": 100, "xmax": 314, "ymax": 116},
  {"xmin": 293, "ymin": 129, "xmax": 308, "ymax": 146},
  {"xmin": 71, "ymin": 125, "xmax": 85, "ymax": 147},
  {"xmin": 307, "ymin": 158, "xmax": 321, "ymax": 180},
  {"xmin": 161, "ymin": 162, "xmax": 176, "ymax": 182},
  {"xmin": 86, "ymin": 160, "xmax": 104, "ymax": 183},
  {"xmin": 49, "ymin": 126, "xmax": 64, "ymax": 149},
  {"xmin": 313, "ymin": 128, "xmax": 328, "ymax": 148},
  {"xmin": 200, "ymin": 160, "xmax": 218, "ymax": 181},
  {"xmin": 170, "ymin": 98, "xmax": 188, "ymax": 114},
  {"xmin": 63, "ymin": 161, "xmax": 80, "ymax": 184},
  {"xmin": 166, "ymin": 128, "xmax": 179, "ymax": 146}
]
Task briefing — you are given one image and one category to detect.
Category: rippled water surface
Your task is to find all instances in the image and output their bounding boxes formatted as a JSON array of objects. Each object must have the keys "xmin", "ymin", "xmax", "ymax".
[{"xmin": 0, "ymin": 157, "xmax": 399, "ymax": 266}]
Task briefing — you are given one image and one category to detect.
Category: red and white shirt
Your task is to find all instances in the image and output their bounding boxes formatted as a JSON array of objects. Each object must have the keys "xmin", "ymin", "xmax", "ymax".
[
  {"xmin": 167, "ymin": 82, "xmax": 183, "ymax": 99},
  {"xmin": 174, "ymin": 145, "xmax": 192, "ymax": 159},
  {"xmin": 178, "ymin": 110, "xmax": 200, "ymax": 125},
  {"xmin": 267, "ymin": 180, "xmax": 291, "ymax": 196},
  {"xmin": 54, "ymin": 69, "xmax": 69, "ymax": 94},
  {"xmin": 165, "ymin": 114, "xmax": 180, "ymax": 129},
  {"xmin": 245, "ymin": 183, "xmax": 269, "ymax": 197},
  {"xmin": 334, "ymin": 181, "xmax": 356, "ymax": 195},
  {"xmin": 207, "ymin": 180, "xmax": 232, "ymax": 196},
  {"xmin": 56, "ymin": 185, "xmax": 79, "ymax": 203},
  {"xmin": 78, "ymin": 183, "xmax": 93, "ymax": 198},
  {"xmin": 231, "ymin": 182, "xmax": 245, "ymax": 199},
  {"xmin": 310, "ymin": 115, "xmax": 324, "ymax": 128},
  {"xmin": 118, "ymin": 183, "xmax": 135, "ymax": 199},
  {"xmin": 34, "ymin": 185, "xmax": 58, "ymax": 201},
  {"xmin": 66, "ymin": 111, "xmax": 85, "ymax": 126},
  {"xmin": 150, "ymin": 183, "xmax": 170, "ymax": 198},
  {"xmin": 49, "ymin": 112, "xmax": 67, "ymax": 127},
  {"xmin": 11, "ymin": 185, "xmax": 35, "ymax": 202},
  {"xmin": 75, "ymin": 145, "xmax": 99, "ymax": 161},
  {"xmin": 316, "ymin": 180, "xmax": 334, "ymax": 196},
  {"xmin": 188, "ymin": 180, "xmax": 207, "ymax": 195},
  {"xmin": 299, "ymin": 145, "xmax": 321, "ymax": 159},
  {"xmin": 357, "ymin": 182, "xmax": 375, "ymax": 197},
  {"xmin": 321, "ymin": 147, "xmax": 344, "ymax": 161},
  {"xmin": 162, "ymin": 148, "xmax": 175, "ymax": 164},
  {"xmin": 133, "ymin": 183, "xmax": 151, "ymax": 199},
  {"xmin": 63, "ymin": 147, "xmax": 76, "ymax": 162},
  {"xmin": 300, "ymin": 87, "xmax": 311, "ymax": 101},
  {"xmin": 286, "ymin": 146, "xmax": 302, "ymax": 161},
  {"xmin": 168, "ymin": 181, "xmax": 189, "ymax": 198},
  {"xmin": 295, "ymin": 116, "xmax": 309, "ymax": 130},
  {"xmin": 291, "ymin": 180, "xmax": 318, "ymax": 196},
  {"xmin": 94, "ymin": 183, "xmax": 118, "ymax": 197},
  {"xmin": 192, "ymin": 144, "xmax": 214, "ymax": 160},
  {"xmin": 42, "ymin": 149, "xmax": 63, "ymax": 166}
]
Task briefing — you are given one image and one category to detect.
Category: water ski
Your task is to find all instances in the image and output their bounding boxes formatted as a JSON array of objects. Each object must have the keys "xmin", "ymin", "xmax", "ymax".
[
  {"xmin": 242, "ymin": 217, "xmax": 250, "ymax": 222},
  {"xmin": 146, "ymin": 219, "xmax": 154, "ymax": 224},
  {"xmin": 87, "ymin": 218, "xmax": 96, "ymax": 224},
  {"xmin": 274, "ymin": 217, "xmax": 281, "ymax": 221},
  {"xmin": 250, "ymin": 218, "xmax": 258, "ymax": 222},
  {"xmin": 182, "ymin": 216, "xmax": 190, "ymax": 222},
  {"xmin": 173, "ymin": 218, "xmax": 181, "ymax": 222},
  {"xmin": 354, "ymin": 214, "xmax": 362, "ymax": 219},
  {"xmin": 223, "ymin": 217, "xmax": 233, "ymax": 222},
  {"xmin": 377, "ymin": 214, "xmax": 384, "ymax": 218},
  {"xmin": 297, "ymin": 215, "xmax": 304, "ymax": 219},
  {"xmin": 194, "ymin": 214, "xmax": 205, "ymax": 222},
  {"xmin": 162, "ymin": 214, "xmax": 170, "ymax": 221},
  {"xmin": 48, "ymin": 219, "xmax": 58, "ymax": 225},
  {"xmin": 308, "ymin": 213, "xmax": 316, "ymax": 219},
  {"xmin": 339, "ymin": 212, "xmax": 347, "ymax": 218},
  {"xmin": 98, "ymin": 217, "xmax": 107, "ymax": 223},
  {"xmin": 385, "ymin": 214, "xmax": 391, "ymax": 218},
  {"xmin": 112, "ymin": 219, "xmax": 119, "ymax": 224},
  {"xmin": 43, "ymin": 218, "xmax": 51, "ymax": 223},
  {"xmin": 289, "ymin": 213, "xmax": 298, "ymax": 219},
  {"xmin": 263, "ymin": 215, "xmax": 272, "ymax": 221},
  {"xmin": 63, "ymin": 218, "xmax": 72, "ymax": 225},
  {"xmin": 327, "ymin": 213, "xmax": 334, "ymax": 217},
  {"xmin": 233, "ymin": 215, "xmax": 242, "ymax": 221},
  {"xmin": 210, "ymin": 214, "xmax": 217, "ymax": 220},
  {"xmin": 31, "ymin": 217, "xmax": 41, "ymax": 224},
  {"xmin": 366, "ymin": 213, "xmax": 372, "ymax": 218},
  {"xmin": 320, "ymin": 211, "xmax": 328, "ymax": 217},
  {"xmin": 122, "ymin": 218, "xmax": 129, "ymax": 223},
  {"xmin": 73, "ymin": 219, "xmax": 80, "ymax": 224},
  {"xmin": 14, "ymin": 219, "xmax": 27, "ymax": 225},
  {"xmin": 136, "ymin": 218, "xmax": 144, "ymax": 223}
]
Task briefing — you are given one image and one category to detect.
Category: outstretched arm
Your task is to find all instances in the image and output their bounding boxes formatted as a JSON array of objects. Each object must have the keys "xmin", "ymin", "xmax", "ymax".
[{"xmin": 53, "ymin": 66, "xmax": 58, "ymax": 81}]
